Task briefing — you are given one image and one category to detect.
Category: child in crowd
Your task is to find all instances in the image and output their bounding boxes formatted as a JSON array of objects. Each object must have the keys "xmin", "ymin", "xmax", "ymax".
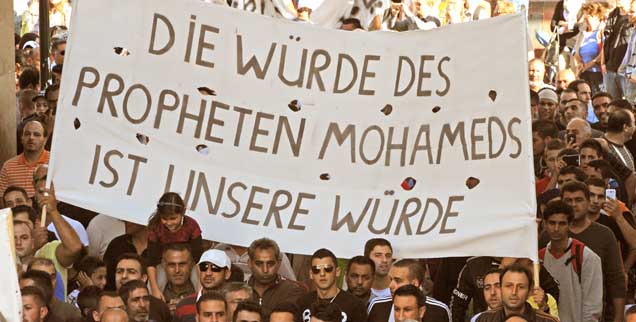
[
  {"xmin": 67, "ymin": 256, "xmax": 107, "ymax": 307},
  {"xmin": 146, "ymin": 192, "xmax": 203, "ymax": 300}
]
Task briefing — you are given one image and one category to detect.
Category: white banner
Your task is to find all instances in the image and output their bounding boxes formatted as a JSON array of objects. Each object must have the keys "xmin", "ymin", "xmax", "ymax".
[
  {"xmin": 50, "ymin": 0, "xmax": 537, "ymax": 260},
  {"xmin": 0, "ymin": 208, "xmax": 22, "ymax": 321}
]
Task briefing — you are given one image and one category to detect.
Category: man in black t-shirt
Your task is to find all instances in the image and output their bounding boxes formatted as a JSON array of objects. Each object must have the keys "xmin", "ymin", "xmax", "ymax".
[
  {"xmin": 297, "ymin": 249, "xmax": 367, "ymax": 322},
  {"xmin": 393, "ymin": 285, "xmax": 426, "ymax": 322},
  {"xmin": 368, "ymin": 259, "xmax": 450, "ymax": 322}
]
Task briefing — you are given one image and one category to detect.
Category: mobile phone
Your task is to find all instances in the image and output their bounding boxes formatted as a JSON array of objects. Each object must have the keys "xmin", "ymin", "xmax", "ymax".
[
  {"xmin": 606, "ymin": 188, "xmax": 617, "ymax": 200},
  {"xmin": 563, "ymin": 154, "xmax": 580, "ymax": 167},
  {"xmin": 566, "ymin": 133, "xmax": 576, "ymax": 145}
]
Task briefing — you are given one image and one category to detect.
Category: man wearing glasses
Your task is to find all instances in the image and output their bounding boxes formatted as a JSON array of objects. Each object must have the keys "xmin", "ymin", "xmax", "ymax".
[
  {"xmin": 175, "ymin": 249, "xmax": 232, "ymax": 322},
  {"xmin": 591, "ymin": 92, "xmax": 613, "ymax": 132},
  {"xmin": 298, "ymin": 248, "xmax": 367, "ymax": 322}
]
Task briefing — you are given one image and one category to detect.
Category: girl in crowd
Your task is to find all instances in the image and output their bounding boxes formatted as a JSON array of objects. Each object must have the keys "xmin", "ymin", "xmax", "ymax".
[
  {"xmin": 573, "ymin": 2, "xmax": 606, "ymax": 93},
  {"xmin": 146, "ymin": 192, "xmax": 203, "ymax": 301}
]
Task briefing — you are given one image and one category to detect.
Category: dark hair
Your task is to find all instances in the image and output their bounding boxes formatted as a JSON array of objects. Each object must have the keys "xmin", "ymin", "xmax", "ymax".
[
  {"xmin": 21, "ymin": 270, "xmax": 53, "ymax": 303},
  {"xmin": 587, "ymin": 159, "xmax": 617, "ymax": 180},
  {"xmin": 149, "ymin": 192, "xmax": 185, "ymax": 228},
  {"xmin": 51, "ymin": 64, "xmax": 63, "ymax": 74},
  {"xmin": 346, "ymin": 256, "xmax": 375, "ymax": 274},
  {"xmin": 77, "ymin": 256, "xmax": 106, "ymax": 277},
  {"xmin": 341, "ymin": 18, "xmax": 362, "ymax": 29},
  {"xmin": 309, "ymin": 302, "xmax": 341, "ymax": 322},
  {"xmin": 271, "ymin": 302, "xmax": 300, "ymax": 319},
  {"xmin": 19, "ymin": 66, "xmax": 39, "ymax": 90},
  {"xmin": 248, "ymin": 238, "xmax": 282, "ymax": 261},
  {"xmin": 567, "ymin": 79, "xmax": 591, "ymax": 93},
  {"xmin": 196, "ymin": 291, "xmax": 227, "ymax": 315},
  {"xmin": 537, "ymin": 189, "xmax": 560, "ymax": 208},
  {"xmin": 607, "ymin": 109, "xmax": 634, "ymax": 133},
  {"xmin": 542, "ymin": 200, "xmax": 574, "ymax": 222},
  {"xmin": 18, "ymin": 32, "xmax": 38, "ymax": 49},
  {"xmin": 545, "ymin": 139, "xmax": 565, "ymax": 152},
  {"xmin": 11, "ymin": 205, "xmax": 37, "ymax": 225},
  {"xmin": 115, "ymin": 253, "xmax": 147, "ymax": 276},
  {"xmin": 500, "ymin": 263, "xmax": 533, "ymax": 289},
  {"xmin": 530, "ymin": 90, "xmax": 539, "ymax": 105},
  {"xmin": 162, "ymin": 242, "xmax": 193, "ymax": 259},
  {"xmin": 393, "ymin": 259, "xmax": 425, "ymax": 285},
  {"xmin": 364, "ymin": 238, "xmax": 392, "ymax": 257},
  {"xmin": 608, "ymin": 99, "xmax": 634, "ymax": 111},
  {"xmin": 579, "ymin": 139, "xmax": 605, "ymax": 159},
  {"xmin": 560, "ymin": 180, "xmax": 590, "ymax": 200},
  {"xmin": 3, "ymin": 185, "xmax": 29, "ymax": 202},
  {"xmin": 483, "ymin": 268, "xmax": 502, "ymax": 281},
  {"xmin": 626, "ymin": 305, "xmax": 636, "ymax": 317},
  {"xmin": 78, "ymin": 286, "xmax": 102, "ymax": 318},
  {"xmin": 531, "ymin": 120, "xmax": 558, "ymax": 139},
  {"xmin": 558, "ymin": 166, "xmax": 588, "ymax": 183},
  {"xmin": 557, "ymin": 148, "xmax": 578, "ymax": 159},
  {"xmin": 393, "ymin": 284, "xmax": 426, "ymax": 308},
  {"xmin": 591, "ymin": 91, "xmax": 612, "ymax": 101},
  {"xmin": 98, "ymin": 291, "xmax": 123, "ymax": 308},
  {"xmin": 311, "ymin": 248, "xmax": 337, "ymax": 266},
  {"xmin": 118, "ymin": 280, "xmax": 148, "ymax": 303},
  {"xmin": 233, "ymin": 301, "xmax": 262, "ymax": 322},
  {"xmin": 230, "ymin": 264, "xmax": 245, "ymax": 282},
  {"xmin": 585, "ymin": 177, "xmax": 606, "ymax": 190},
  {"xmin": 20, "ymin": 285, "xmax": 47, "ymax": 307},
  {"xmin": 45, "ymin": 83, "xmax": 60, "ymax": 99}
]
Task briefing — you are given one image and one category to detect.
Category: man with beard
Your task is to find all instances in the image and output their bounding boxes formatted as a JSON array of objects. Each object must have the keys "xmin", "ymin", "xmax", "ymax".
[
  {"xmin": 474, "ymin": 265, "xmax": 558, "ymax": 322},
  {"xmin": 469, "ymin": 269, "xmax": 503, "ymax": 322},
  {"xmin": 345, "ymin": 256, "xmax": 375, "ymax": 305},
  {"xmin": 364, "ymin": 239, "xmax": 393, "ymax": 300},
  {"xmin": 556, "ymin": 89, "xmax": 579, "ymax": 130},
  {"xmin": 119, "ymin": 280, "xmax": 152, "ymax": 322},
  {"xmin": 298, "ymin": 249, "xmax": 366, "ymax": 322},
  {"xmin": 247, "ymin": 238, "xmax": 305, "ymax": 319},
  {"xmin": 591, "ymin": 92, "xmax": 612, "ymax": 131},
  {"xmin": 175, "ymin": 249, "xmax": 232, "ymax": 322}
]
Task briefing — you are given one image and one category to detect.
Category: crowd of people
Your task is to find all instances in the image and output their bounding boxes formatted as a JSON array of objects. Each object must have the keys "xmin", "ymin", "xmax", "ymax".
[{"xmin": 7, "ymin": 0, "xmax": 636, "ymax": 322}]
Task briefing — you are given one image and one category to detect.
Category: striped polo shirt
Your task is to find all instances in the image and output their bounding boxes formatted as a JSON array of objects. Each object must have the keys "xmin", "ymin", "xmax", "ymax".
[{"xmin": 0, "ymin": 150, "xmax": 50, "ymax": 197}]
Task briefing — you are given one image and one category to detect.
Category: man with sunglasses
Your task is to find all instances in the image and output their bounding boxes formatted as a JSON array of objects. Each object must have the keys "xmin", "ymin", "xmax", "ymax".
[
  {"xmin": 175, "ymin": 249, "xmax": 232, "ymax": 322},
  {"xmin": 298, "ymin": 248, "xmax": 367, "ymax": 322}
]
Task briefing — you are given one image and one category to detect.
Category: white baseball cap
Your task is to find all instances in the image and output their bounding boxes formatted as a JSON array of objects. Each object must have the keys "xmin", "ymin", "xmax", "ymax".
[{"xmin": 198, "ymin": 249, "xmax": 231, "ymax": 269}]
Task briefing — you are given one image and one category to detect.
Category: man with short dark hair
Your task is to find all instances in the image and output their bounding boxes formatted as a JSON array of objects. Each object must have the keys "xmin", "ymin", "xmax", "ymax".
[
  {"xmin": 540, "ymin": 181, "xmax": 627, "ymax": 322},
  {"xmin": 469, "ymin": 269, "xmax": 503, "ymax": 322},
  {"xmin": 175, "ymin": 249, "xmax": 232, "ymax": 322},
  {"xmin": 393, "ymin": 285, "xmax": 426, "ymax": 322},
  {"xmin": 92, "ymin": 292, "xmax": 126, "ymax": 322},
  {"xmin": 162, "ymin": 243, "xmax": 196, "ymax": 314},
  {"xmin": 20, "ymin": 268, "xmax": 81, "ymax": 322},
  {"xmin": 119, "ymin": 280, "xmax": 151, "ymax": 322},
  {"xmin": 114, "ymin": 253, "xmax": 171, "ymax": 322},
  {"xmin": 369, "ymin": 259, "xmax": 450, "ymax": 322},
  {"xmin": 591, "ymin": 92, "xmax": 613, "ymax": 131},
  {"xmin": 233, "ymin": 302, "xmax": 262, "ymax": 322},
  {"xmin": 309, "ymin": 302, "xmax": 340, "ymax": 322},
  {"xmin": 21, "ymin": 285, "xmax": 49, "ymax": 322},
  {"xmin": 270, "ymin": 303, "xmax": 298, "ymax": 322},
  {"xmin": 568, "ymin": 80, "xmax": 598, "ymax": 124},
  {"xmin": 247, "ymin": 238, "xmax": 305, "ymax": 319},
  {"xmin": 540, "ymin": 200, "xmax": 603, "ymax": 322},
  {"xmin": 563, "ymin": 99, "xmax": 589, "ymax": 126},
  {"xmin": 557, "ymin": 166, "xmax": 588, "ymax": 187},
  {"xmin": 474, "ymin": 265, "xmax": 558, "ymax": 322},
  {"xmin": 557, "ymin": 89, "xmax": 579, "ymax": 130},
  {"xmin": 2, "ymin": 185, "xmax": 31, "ymax": 208},
  {"xmin": 345, "ymin": 256, "xmax": 375, "ymax": 304},
  {"xmin": 364, "ymin": 239, "xmax": 393, "ymax": 300},
  {"xmin": 78, "ymin": 286, "xmax": 102, "ymax": 322},
  {"xmin": 196, "ymin": 292, "xmax": 227, "ymax": 322},
  {"xmin": 297, "ymin": 249, "xmax": 366, "ymax": 322}
]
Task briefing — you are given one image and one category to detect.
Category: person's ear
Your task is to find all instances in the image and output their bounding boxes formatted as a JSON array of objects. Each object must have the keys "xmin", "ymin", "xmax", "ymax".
[
  {"xmin": 40, "ymin": 306, "xmax": 49, "ymax": 321},
  {"xmin": 336, "ymin": 267, "xmax": 341, "ymax": 278},
  {"xmin": 224, "ymin": 268, "xmax": 231, "ymax": 281},
  {"xmin": 142, "ymin": 274, "xmax": 148, "ymax": 283},
  {"xmin": 92, "ymin": 309, "xmax": 100, "ymax": 322},
  {"xmin": 418, "ymin": 306, "xmax": 426, "ymax": 319}
]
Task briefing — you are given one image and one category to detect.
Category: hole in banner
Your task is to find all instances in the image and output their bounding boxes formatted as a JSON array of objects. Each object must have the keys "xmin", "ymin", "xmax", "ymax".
[
  {"xmin": 320, "ymin": 173, "xmax": 330, "ymax": 180},
  {"xmin": 488, "ymin": 90, "xmax": 497, "ymax": 102},
  {"xmin": 136, "ymin": 133, "xmax": 150, "ymax": 145},
  {"xmin": 296, "ymin": 37, "xmax": 301, "ymax": 42},
  {"xmin": 288, "ymin": 99, "xmax": 302, "ymax": 112},
  {"xmin": 384, "ymin": 190, "xmax": 395, "ymax": 196},
  {"xmin": 289, "ymin": 35, "xmax": 294, "ymax": 40},
  {"xmin": 113, "ymin": 47, "xmax": 131, "ymax": 56},
  {"xmin": 73, "ymin": 118, "xmax": 81, "ymax": 129},
  {"xmin": 401, "ymin": 177, "xmax": 416, "ymax": 190},
  {"xmin": 466, "ymin": 177, "xmax": 480, "ymax": 189},
  {"xmin": 432, "ymin": 106, "xmax": 441, "ymax": 113},
  {"xmin": 381, "ymin": 104, "xmax": 393, "ymax": 116},
  {"xmin": 196, "ymin": 144, "xmax": 209, "ymax": 155},
  {"xmin": 197, "ymin": 87, "xmax": 216, "ymax": 96}
]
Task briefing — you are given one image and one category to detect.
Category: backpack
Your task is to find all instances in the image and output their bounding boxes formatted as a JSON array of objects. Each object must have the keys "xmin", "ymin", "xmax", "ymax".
[{"xmin": 539, "ymin": 239, "xmax": 585, "ymax": 283}]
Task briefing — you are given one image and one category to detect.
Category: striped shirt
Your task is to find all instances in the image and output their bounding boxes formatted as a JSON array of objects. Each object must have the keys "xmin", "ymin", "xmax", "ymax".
[
  {"xmin": 0, "ymin": 150, "xmax": 49, "ymax": 197},
  {"xmin": 368, "ymin": 295, "xmax": 451, "ymax": 322}
]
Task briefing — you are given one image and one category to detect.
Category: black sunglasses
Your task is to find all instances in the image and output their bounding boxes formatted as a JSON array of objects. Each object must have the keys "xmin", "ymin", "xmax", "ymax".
[
  {"xmin": 199, "ymin": 262, "xmax": 225, "ymax": 272},
  {"xmin": 311, "ymin": 265, "xmax": 335, "ymax": 274}
]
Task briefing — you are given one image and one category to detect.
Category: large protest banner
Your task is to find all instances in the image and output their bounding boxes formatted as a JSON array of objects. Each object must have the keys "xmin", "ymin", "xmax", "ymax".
[
  {"xmin": 0, "ymin": 208, "xmax": 22, "ymax": 321},
  {"xmin": 49, "ymin": 0, "xmax": 537, "ymax": 259}
]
